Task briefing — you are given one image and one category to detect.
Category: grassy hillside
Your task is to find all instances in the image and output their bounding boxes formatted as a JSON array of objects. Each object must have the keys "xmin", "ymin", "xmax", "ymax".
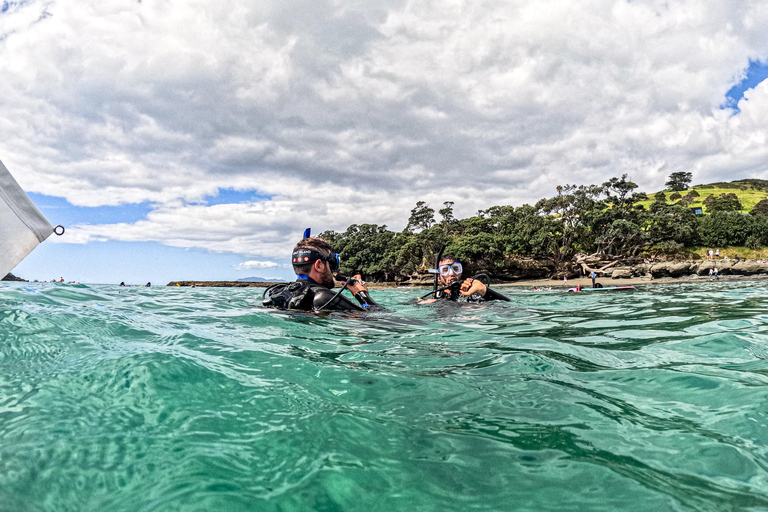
[{"xmin": 636, "ymin": 179, "xmax": 768, "ymax": 213}]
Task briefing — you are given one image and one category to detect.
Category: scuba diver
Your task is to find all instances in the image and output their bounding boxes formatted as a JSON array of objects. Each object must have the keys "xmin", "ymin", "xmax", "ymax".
[
  {"xmin": 263, "ymin": 233, "xmax": 385, "ymax": 313},
  {"xmin": 418, "ymin": 254, "xmax": 510, "ymax": 304}
]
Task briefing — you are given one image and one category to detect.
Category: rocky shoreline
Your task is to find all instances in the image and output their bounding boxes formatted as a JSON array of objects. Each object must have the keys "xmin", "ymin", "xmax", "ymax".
[
  {"xmin": 599, "ymin": 258, "xmax": 768, "ymax": 279},
  {"xmin": 164, "ymin": 258, "xmax": 768, "ymax": 288}
]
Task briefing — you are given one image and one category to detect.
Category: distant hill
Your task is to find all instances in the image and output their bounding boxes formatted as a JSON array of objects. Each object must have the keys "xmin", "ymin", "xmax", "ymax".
[
  {"xmin": 236, "ymin": 276, "xmax": 284, "ymax": 282},
  {"xmin": 640, "ymin": 179, "xmax": 768, "ymax": 214}
]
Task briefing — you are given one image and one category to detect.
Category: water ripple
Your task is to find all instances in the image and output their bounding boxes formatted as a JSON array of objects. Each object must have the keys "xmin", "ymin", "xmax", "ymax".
[{"xmin": 3, "ymin": 281, "xmax": 768, "ymax": 510}]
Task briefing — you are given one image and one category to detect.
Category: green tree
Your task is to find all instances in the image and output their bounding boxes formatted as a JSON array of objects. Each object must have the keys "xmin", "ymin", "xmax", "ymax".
[
  {"xmin": 707, "ymin": 193, "xmax": 742, "ymax": 212},
  {"xmin": 665, "ymin": 172, "xmax": 693, "ymax": 191},
  {"xmin": 439, "ymin": 201, "xmax": 455, "ymax": 224},
  {"xmin": 536, "ymin": 184, "xmax": 602, "ymax": 266},
  {"xmin": 594, "ymin": 175, "xmax": 650, "ymax": 256},
  {"xmin": 698, "ymin": 212, "xmax": 752, "ymax": 246},
  {"xmin": 319, "ymin": 224, "xmax": 398, "ymax": 281},
  {"xmin": 750, "ymin": 198, "xmax": 768, "ymax": 217},
  {"xmin": 654, "ymin": 191, "xmax": 667, "ymax": 202},
  {"xmin": 438, "ymin": 201, "xmax": 458, "ymax": 234},
  {"xmin": 646, "ymin": 202, "xmax": 699, "ymax": 247},
  {"xmin": 405, "ymin": 201, "xmax": 435, "ymax": 232},
  {"xmin": 392, "ymin": 226, "xmax": 447, "ymax": 276}
]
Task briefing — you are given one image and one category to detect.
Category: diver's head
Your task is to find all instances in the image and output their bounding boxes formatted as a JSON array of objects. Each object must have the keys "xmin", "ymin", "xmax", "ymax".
[
  {"xmin": 292, "ymin": 237, "xmax": 338, "ymax": 288},
  {"xmin": 437, "ymin": 255, "xmax": 463, "ymax": 287}
]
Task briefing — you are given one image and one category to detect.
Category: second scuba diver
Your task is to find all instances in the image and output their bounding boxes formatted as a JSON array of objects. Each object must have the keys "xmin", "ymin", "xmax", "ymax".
[
  {"xmin": 263, "ymin": 235, "xmax": 386, "ymax": 313},
  {"xmin": 419, "ymin": 255, "xmax": 510, "ymax": 303}
]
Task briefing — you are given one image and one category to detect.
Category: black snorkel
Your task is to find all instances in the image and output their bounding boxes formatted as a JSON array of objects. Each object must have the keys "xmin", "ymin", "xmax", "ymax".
[
  {"xmin": 433, "ymin": 245, "xmax": 445, "ymax": 296},
  {"xmin": 415, "ymin": 245, "xmax": 446, "ymax": 302}
]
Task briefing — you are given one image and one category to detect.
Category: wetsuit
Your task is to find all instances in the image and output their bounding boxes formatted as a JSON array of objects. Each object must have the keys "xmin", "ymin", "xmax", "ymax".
[
  {"xmin": 435, "ymin": 282, "xmax": 510, "ymax": 302},
  {"xmin": 263, "ymin": 276, "xmax": 384, "ymax": 312}
]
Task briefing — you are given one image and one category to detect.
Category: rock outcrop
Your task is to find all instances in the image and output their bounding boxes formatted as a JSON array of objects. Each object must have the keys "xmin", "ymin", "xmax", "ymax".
[{"xmin": 1, "ymin": 273, "xmax": 26, "ymax": 282}]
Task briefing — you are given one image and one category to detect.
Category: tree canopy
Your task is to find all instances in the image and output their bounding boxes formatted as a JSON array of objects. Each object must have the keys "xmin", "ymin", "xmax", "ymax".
[
  {"xmin": 665, "ymin": 172, "xmax": 693, "ymax": 192},
  {"xmin": 316, "ymin": 175, "xmax": 768, "ymax": 282}
]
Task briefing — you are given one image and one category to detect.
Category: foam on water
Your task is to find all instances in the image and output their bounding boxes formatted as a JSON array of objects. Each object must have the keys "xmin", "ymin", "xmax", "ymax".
[{"xmin": 2, "ymin": 281, "xmax": 768, "ymax": 511}]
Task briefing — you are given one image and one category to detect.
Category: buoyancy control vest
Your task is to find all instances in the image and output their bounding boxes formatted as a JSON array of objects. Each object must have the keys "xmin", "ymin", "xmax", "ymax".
[{"xmin": 263, "ymin": 280, "xmax": 382, "ymax": 312}]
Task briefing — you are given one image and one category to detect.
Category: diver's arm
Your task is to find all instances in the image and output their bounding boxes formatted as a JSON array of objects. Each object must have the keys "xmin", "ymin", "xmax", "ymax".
[
  {"xmin": 352, "ymin": 290, "xmax": 387, "ymax": 311},
  {"xmin": 481, "ymin": 287, "xmax": 511, "ymax": 302},
  {"xmin": 347, "ymin": 276, "xmax": 387, "ymax": 311},
  {"xmin": 311, "ymin": 287, "xmax": 366, "ymax": 312},
  {"xmin": 460, "ymin": 278, "xmax": 487, "ymax": 297}
]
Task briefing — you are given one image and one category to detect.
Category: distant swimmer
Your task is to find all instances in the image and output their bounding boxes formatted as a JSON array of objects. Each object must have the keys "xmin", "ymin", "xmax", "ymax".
[
  {"xmin": 119, "ymin": 282, "xmax": 126, "ymax": 286},
  {"xmin": 418, "ymin": 254, "xmax": 509, "ymax": 304},
  {"xmin": 263, "ymin": 231, "xmax": 386, "ymax": 313},
  {"xmin": 146, "ymin": 282, "xmax": 151, "ymax": 287}
]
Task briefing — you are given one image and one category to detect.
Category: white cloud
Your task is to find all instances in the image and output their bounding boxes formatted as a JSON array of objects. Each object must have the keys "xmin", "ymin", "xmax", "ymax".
[
  {"xmin": 235, "ymin": 260, "xmax": 288, "ymax": 270},
  {"xmin": 3, "ymin": 0, "xmax": 768, "ymax": 259}
]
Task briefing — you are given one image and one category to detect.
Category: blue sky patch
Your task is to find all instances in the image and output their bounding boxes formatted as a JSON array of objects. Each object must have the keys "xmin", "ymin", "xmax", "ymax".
[
  {"xmin": 14, "ymin": 240, "xmax": 259, "ymax": 284},
  {"xmin": 724, "ymin": 60, "xmax": 768, "ymax": 112},
  {"xmin": 204, "ymin": 188, "xmax": 271, "ymax": 206},
  {"xmin": 1, "ymin": 0, "xmax": 26, "ymax": 14},
  {"xmin": 27, "ymin": 192, "xmax": 154, "ymax": 226},
  {"xmin": 13, "ymin": 240, "xmax": 294, "ymax": 284}
]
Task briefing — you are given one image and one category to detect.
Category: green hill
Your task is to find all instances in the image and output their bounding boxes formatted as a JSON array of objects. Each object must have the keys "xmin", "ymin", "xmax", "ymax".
[{"xmin": 637, "ymin": 179, "xmax": 768, "ymax": 213}]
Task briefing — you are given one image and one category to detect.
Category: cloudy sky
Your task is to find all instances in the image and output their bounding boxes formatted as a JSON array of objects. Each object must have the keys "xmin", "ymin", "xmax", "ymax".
[{"xmin": 3, "ymin": 0, "xmax": 768, "ymax": 284}]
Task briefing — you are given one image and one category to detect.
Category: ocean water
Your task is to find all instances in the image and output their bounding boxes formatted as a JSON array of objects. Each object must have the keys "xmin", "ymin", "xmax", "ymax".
[{"xmin": 2, "ymin": 281, "xmax": 768, "ymax": 511}]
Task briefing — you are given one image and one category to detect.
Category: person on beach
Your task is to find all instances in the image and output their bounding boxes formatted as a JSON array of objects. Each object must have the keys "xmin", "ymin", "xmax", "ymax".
[
  {"xmin": 419, "ymin": 255, "xmax": 509, "ymax": 303},
  {"xmin": 590, "ymin": 271, "xmax": 597, "ymax": 288},
  {"xmin": 263, "ymin": 236, "xmax": 385, "ymax": 312}
]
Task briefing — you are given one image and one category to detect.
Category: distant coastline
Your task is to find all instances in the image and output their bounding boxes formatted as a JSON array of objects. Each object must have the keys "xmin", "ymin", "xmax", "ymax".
[{"xmin": 165, "ymin": 258, "xmax": 768, "ymax": 289}]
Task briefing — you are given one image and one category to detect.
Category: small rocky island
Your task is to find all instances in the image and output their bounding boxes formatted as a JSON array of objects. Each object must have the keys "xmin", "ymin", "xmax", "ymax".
[{"xmin": 1, "ymin": 273, "xmax": 27, "ymax": 282}]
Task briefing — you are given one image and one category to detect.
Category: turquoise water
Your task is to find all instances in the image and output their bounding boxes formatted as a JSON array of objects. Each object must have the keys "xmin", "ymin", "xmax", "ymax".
[{"xmin": 2, "ymin": 281, "xmax": 768, "ymax": 511}]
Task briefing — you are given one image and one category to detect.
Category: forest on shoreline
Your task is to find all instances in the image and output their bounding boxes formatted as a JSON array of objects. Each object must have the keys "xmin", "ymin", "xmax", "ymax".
[{"xmin": 320, "ymin": 174, "xmax": 768, "ymax": 282}]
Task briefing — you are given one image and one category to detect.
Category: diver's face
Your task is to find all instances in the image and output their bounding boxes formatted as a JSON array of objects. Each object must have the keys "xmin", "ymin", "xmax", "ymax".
[{"xmin": 438, "ymin": 260, "xmax": 462, "ymax": 286}]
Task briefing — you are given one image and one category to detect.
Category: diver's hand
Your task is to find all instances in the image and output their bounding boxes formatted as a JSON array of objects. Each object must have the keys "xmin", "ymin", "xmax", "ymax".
[
  {"xmin": 346, "ymin": 274, "xmax": 368, "ymax": 295},
  {"xmin": 460, "ymin": 278, "xmax": 486, "ymax": 296}
]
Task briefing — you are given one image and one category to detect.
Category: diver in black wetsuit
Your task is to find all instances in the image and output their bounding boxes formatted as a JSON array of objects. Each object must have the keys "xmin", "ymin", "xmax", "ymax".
[
  {"xmin": 419, "ymin": 255, "xmax": 509, "ymax": 304},
  {"xmin": 263, "ymin": 235, "xmax": 385, "ymax": 313}
]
